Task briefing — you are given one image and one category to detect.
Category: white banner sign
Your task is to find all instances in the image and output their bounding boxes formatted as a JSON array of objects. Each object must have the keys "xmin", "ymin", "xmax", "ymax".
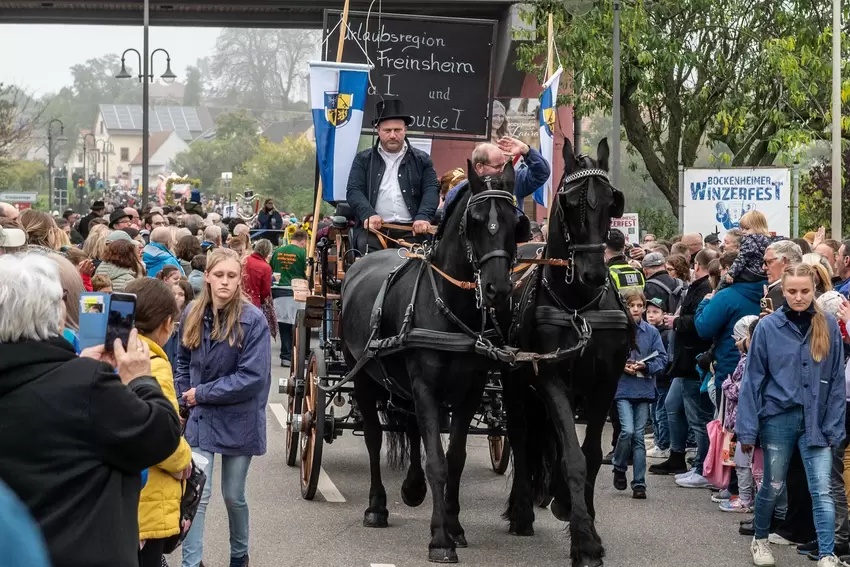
[
  {"xmin": 611, "ymin": 213, "xmax": 640, "ymax": 244},
  {"xmin": 0, "ymin": 191, "xmax": 38, "ymax": 203},
  {"xmin": 683, "ymin": 168, "xmax": 790, "ymax": 238}
]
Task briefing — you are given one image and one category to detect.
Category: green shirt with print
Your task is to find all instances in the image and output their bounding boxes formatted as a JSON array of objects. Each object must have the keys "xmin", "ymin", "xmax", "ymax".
[{"xmin": 270, "ymin": 243, "xmax": 307, "ymax": 287}]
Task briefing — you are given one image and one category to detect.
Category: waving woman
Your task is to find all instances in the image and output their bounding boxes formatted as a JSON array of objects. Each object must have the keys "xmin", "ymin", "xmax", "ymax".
[
  {"xmin": 737, "ymin": 263, "xmax": 846, "ymax": 567},
  {"xmin": 175, "ymin": 248, "xmax": 272, "ymax": 567}
]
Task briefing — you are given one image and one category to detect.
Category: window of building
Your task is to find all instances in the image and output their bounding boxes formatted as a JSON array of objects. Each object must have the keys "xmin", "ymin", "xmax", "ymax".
[
  {"xmin": 120, "ymin": 147, "xmax": 129, "ymax": 161},
  {"xmin": 99, "ymin": 122, "xmax": 104, "ymax": 135}
]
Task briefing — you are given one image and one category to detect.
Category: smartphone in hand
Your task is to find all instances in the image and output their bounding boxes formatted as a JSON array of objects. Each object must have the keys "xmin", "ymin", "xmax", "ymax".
[{"xmin": 105, "ymin": 293, "xmax": 137, "ymax": 352}]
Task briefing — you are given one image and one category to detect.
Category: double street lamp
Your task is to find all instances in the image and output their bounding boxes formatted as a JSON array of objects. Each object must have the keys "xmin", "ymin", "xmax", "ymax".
[
  {"xmin": 116, "ymin": 45, "xmax": 177, "ymax": 207},
  {"xmin": 81, "ymin": 132, "xmax": 96, "ymax": 211},
  {"xmin": 47, "ymin": 119, "xmax": 67, "ymax": 211}
]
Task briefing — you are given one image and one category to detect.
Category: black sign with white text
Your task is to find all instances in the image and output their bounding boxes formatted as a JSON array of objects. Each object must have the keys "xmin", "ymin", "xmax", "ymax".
[{"xmin": 323, "ymin": 11, "xmax": 497, "ymax": 139}]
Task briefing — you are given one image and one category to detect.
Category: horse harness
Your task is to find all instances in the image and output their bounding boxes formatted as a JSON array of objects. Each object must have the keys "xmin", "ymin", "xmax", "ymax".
[{"xmin": 322, "ymin": 186, "xmax": 591, "ymax": 397}]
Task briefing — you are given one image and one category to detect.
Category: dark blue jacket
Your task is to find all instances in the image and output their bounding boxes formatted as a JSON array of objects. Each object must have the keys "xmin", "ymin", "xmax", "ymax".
[
  {"xmin": 615, "ymin": 319, "xmax": 668, "ymax": 401},
  {"xmin": 258, "ymin": 209, "xmax": 283, "ymax": 231},
  {"xmin": 175, "ymin": 303, "xmax": 272, "ymax": 456},
  {"xmin": 694, "ymin": 281, "xmax": 763, "ymax": 384},
  {"xmin": 445, "ymin": 147, "xmax": 551, "ymax": 212},
  {"xmin": 736, "ymin": 309, "xmax": 846, "ymax": 448}
]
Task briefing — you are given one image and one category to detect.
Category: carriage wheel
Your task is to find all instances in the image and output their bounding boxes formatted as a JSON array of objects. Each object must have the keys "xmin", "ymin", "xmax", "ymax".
[
  {"xmin": 285, "ymin": 311, "xmax": 310, "ymax": 466},
  {"xmin": 300, "ymin": 348, "xmax": 326, "ymax": 500},
  {"xmin": 488, "ymin": 435, "xmax": 512, "ymax": 475}
]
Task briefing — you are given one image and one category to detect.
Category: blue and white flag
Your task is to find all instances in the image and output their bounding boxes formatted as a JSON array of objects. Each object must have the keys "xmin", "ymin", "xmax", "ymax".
[
  {"xmin": 309, "ymin": 61, "xmax": 371, "ymax": 203},
  {"xmin": 533, "ymin": 67, "xmax": 564, "ymax": 208}
]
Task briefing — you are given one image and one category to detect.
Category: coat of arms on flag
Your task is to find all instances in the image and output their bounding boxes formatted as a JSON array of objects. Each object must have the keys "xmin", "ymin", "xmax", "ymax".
[
  {"xmin": 542, "ymin": 107, "xmax": 556, "ymax": 136},
  {"xmin": 324, "ymin": 92, "xmax": 353, "ymax": 128}
]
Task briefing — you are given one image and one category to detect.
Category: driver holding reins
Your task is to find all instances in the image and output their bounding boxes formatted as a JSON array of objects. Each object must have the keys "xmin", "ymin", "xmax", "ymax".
[{"xmin": 346, "ymin": 99, "xmax": 440, "ymax": 253}]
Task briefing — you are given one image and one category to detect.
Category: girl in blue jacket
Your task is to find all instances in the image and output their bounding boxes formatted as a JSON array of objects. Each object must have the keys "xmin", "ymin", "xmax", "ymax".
[
  {"xmin": 175, "ymin": 248, "xmax": 272, "ymax": 567},
  {"xmin": 737, "ymin": 262, "xmax": 846, "ymax": 567},
  {"xmin": 612, "ymin": 289, "xmax": 668, "ymax": 500}
]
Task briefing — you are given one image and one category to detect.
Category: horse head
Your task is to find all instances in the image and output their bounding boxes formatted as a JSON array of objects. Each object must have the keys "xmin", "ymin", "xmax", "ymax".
[
  {"xmin": 436, "ymin": 159, "xmax": 529, "ymax": 308},
  {"xmin": 550, "ymin": 137, "xmax": 624, "ymax": 288}
]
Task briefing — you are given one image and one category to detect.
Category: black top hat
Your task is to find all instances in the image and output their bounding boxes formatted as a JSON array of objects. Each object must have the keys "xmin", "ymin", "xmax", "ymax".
[{"xmin": 372, "ymin": 99, "xmax": 414, "ymax": 127}]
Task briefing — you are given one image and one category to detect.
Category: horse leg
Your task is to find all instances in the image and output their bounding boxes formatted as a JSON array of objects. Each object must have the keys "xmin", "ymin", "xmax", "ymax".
[
  {"xmin": 580, "ymin": 359, "xmax": 619, "ymax": 521},
  {"xmin": 354, "ymin": 376, "xmax": 389, "ymax": 528},
  {"xmin": 401, "ymin": 414, "xmax": 427, "ymax": 507},
  {"xmin": 444, "ymin": 377, "xmax": 486, "ymax": 548},
  {"xmin": 537, "ymin": 376, "xmax": 604, "ymax": 567},
  {"xmin": 502, "ymin": 367, "xmax": 535, "ymax": 536},
  {"xmin": 409, "ymin": 372, "xmax": 456, "ymax": 563}
]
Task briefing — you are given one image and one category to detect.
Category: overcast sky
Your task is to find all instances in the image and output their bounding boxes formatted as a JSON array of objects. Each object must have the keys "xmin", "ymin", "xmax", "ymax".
[{"xmin": 0, "ymin": 25, "xmax": 222, "ymax": 96}]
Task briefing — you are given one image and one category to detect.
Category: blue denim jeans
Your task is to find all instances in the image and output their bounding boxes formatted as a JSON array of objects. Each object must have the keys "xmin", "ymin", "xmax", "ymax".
[
  {"xmin": 680, "ymin": 378, "xmax": 714, "ymax": 475},
  {"xmin": 753, "ymin": 407, "xmax": 834, "ymax": 557},
  {"xmin": 613, "ymin": 399, "xmax": 650, "ymax": 489},
  {"xmin": 666, "ymin": 378, "xmax": 688, "ymax": 453},
  {"xmin": 653, "ymin": 386, "xmax": 670, "ymax": 451},
  {"xmin": 182, "ymin": 449, "xmax": 254, "ymax": 567}
]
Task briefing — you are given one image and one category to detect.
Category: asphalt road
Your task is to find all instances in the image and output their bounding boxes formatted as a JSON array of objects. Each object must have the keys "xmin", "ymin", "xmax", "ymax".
[{"xmin": 175, "ymin": 353, "xmax": 819, "ymax": 567}]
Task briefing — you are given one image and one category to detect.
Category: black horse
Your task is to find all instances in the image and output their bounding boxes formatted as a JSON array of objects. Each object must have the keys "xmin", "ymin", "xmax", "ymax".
[
  {"xmin": 503, "ymin": 138, "xmax": 632, "ymax": 567},
  {"xmin": 340, "ymin": 161, "xmax": 528, "ymax": 564}
]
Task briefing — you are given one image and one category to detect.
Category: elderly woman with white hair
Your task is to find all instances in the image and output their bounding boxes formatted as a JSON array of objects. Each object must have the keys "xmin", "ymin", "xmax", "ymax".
[
  {"xmin": 0, "ymin": 253, "xmax": 182, "ymax": 567},
  {"xmin": 142, "ymin": 226, "xmax": 185, "ymax": 278}
]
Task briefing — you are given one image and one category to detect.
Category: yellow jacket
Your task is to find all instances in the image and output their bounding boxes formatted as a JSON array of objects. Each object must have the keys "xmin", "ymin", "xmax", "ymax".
[{"xmin": 138, "ymin": 336, "xmax": 193, "ymax": 540}]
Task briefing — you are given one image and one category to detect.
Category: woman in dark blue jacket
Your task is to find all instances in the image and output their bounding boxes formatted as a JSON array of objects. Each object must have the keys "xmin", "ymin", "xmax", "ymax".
[
  {"xmin": 175, "ymin": 248, "xmax": 272, "ymax": 567},
  {"xmin": 737, "ymin": 263, "xmax": 846, "ymax": 567}
]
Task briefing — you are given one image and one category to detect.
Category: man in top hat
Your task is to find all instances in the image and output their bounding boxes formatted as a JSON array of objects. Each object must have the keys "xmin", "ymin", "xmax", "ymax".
[
  {"xmin": 78, "ymin": 200, "xmax": 106, "ymax": 240},
  {"xmin": 346, "ymin": 99, "xmax": 440, "ymax": 253}
]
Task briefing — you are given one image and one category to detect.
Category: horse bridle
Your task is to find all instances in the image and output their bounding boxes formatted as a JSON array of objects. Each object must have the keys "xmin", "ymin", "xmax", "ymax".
[
  {"xmin": 456, "ymin": 182, "xmax": 518, "ymax": 306},
  {"xmin": 555, "ymin": 166, "xmax": 612, "ymax": 284}
]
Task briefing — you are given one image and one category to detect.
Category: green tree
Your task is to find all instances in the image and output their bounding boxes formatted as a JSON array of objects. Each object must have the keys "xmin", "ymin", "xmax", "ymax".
[
  {"xmin": 798, "ymin": 147, "xmax": 850, "ymax": 236},
  {"xmin": 168, "ymin": 112, "xmax": 260, "ymax": 189},
  {"xmin": 183, "ymin": 65, "xmax": 203, "ymax": 106},
  {"xmin": 0, "ymin": 84, "xmax": 44, "ymax": 161},
  {"xmin": 232, "ymin": 136, "xmax": 317, "ymax": 215},
  {"xmin": 0, "ymin": 160, "xmax": 46, "ymax": 193},
  {"xmin": 518, "ymin": 0, "xmax": 850, "ymax": 217}
]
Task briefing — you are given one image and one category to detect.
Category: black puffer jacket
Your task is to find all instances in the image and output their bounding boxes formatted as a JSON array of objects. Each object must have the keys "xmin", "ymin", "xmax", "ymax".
[
  {"xmin": 670, "ymin": 275, "xmax": 714, "ymax": 380},
  {"xmin": 0, "ymin": 337, "xmax": 181, "ymax": 567}
]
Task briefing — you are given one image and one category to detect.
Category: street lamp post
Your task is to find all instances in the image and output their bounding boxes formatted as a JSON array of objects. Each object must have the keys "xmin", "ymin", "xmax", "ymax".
[
  {"xmin": 81, "ymin": 132, "xmax": 96, "ymax": 211},
  {"xmin": 116, "ymin": 26, "xmax": 177, "ymax": 209},
  {"xmin": 46, "ymin": 119, "xmax": 66, "ymax": 212},
  {"xmin": 831, "ymin": 0, "xmax": 842, "ymax": 239},
  {"xmin": 611, "ymin": 0, "xmax": 621, "ymax": 190},
  {"xmin": 97, "ymin": 140, "xmax": 114, "ymax": 192}
]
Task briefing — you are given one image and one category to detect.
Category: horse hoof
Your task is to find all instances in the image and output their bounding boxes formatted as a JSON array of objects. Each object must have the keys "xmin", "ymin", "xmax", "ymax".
[
  {"xmin": 451, "ymin": 533, "xmax": 468, "ymax": 548},
  {"xmin": 401, "ymin": 479, "xmax": 427, "ymax": 507},
  {"xmin": 363, "ymin": 512, "xmax": 388, "ymax": 528},
  {"xmin": 509, "ymin": 522, "xmax": 534, "ymax": 537},
  {"xmin": 551, "ymin": 499, "xmax": 570, "ymax": 522},
  {"xmin": 428, "ymin": 548, "xmax": 458, "ymax": 564}
]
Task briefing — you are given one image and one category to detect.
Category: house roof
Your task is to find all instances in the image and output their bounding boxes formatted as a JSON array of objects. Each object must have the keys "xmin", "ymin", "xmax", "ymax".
[
  {"xmin": 262, "ymin": 118, "xmax": 314, "ymax": 143},
  {"xmin": 98, "ymin": 104, "xmax": 213, "ymax": 141},
  {"xmin": 128, "ymin": 131, "xmax": 174, "ymax": 165}
]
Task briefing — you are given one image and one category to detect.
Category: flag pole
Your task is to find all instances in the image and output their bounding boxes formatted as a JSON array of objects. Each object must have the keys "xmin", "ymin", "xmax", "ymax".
[
  {"xmin": 308, "ymin": 0, "xmax": 351, "ymax": 262},
  {"xmin": 545, "ymin": 13, "xmax": 556, "ymax": 217}
]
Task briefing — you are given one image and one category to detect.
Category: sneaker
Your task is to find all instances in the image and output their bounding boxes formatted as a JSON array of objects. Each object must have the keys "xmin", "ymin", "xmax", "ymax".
[
  {"xmin": 646, "ymin": 446, "xmax": 670, "ymax": 459},
  {"xmin": 817, "ymin": 555, "xmax": 847, "ymax": 567},
  {"xmin": 814, "ymin": 545, "xmax": 850, "ymax": 561},
  {"xmin": 752, "ymin": 538, "xmax": 776, "ymax": 566},
  {"xmin": 676, "ymin": 472, "xmax": 710, "ymax": 488},
  {"xmin": 281, "ymin": 359, "xmax": 291, "ymax": 367},
  {"xmin": 720, "ymin": 497, "xmax": 753, "ymax": 513},
  {"xmin": 675, "ymin": 468, "xmax": 697, "ymax": 481},
  {"xmin": 740, "ymin": 519, "xmax": 755, "ymax": 536},
  {"xmin": 768, "ymin": 533, "xmax": 796, "ymax": 545},
  {"xmin": 632, "ymin": 486, "xmax": 647, "ymax": 499},
  {"xmin": 613, "ymin": 469, "xmax": 627, "ymax": 491},
  {"xmin": 711, "ymin": 489, "xmax": 733, "ymax": 503}
]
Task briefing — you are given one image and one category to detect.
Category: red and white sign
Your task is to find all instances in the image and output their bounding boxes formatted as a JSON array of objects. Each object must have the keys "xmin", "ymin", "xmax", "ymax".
[{"xmin": 611, "ymin": 213, "xmax": 640, "ymax": 243}]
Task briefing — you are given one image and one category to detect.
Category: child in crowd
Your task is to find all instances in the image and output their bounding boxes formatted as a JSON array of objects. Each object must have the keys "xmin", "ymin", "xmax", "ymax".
[
  {"xmin": 719, "ymin": 210, "xmax": 772, "ymax": 290},
  {"xmin": 90, "ymin": 274, "xmax": 112, "ymax": 293},
  {"xmin": 646, "ymin": 297, "xmax": 673, "ymax": 459},
  {"xmin": 719, "ymin": 315, "xmax": 760, "ymax": 513},
  {"xmin": 613, "ymin": 289, "xmax": 668, "ymax": 499},
  {"xmin": 164, "ymin": 279, "xmax": 195, "ymax": 372}
]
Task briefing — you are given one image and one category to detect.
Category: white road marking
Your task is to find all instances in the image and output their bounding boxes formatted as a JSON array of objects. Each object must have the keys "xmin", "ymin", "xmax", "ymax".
[
  {"xmin": 370, "ymin": 564, "xmax": 396, "ymax": 567},
  {"xmin": 268, "ymin": 403, "xmax": 346, "ymax": 503},
  {"xmin": 269, "ymin": 403, "xmax": 288, "ymax": 429},
  {"xmin": 318, "ymin": 467, "xmax": 346, "ymax": 502}
]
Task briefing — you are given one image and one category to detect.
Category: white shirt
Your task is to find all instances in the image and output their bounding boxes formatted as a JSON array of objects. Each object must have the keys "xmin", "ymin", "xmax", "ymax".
[{"xmin": 374, "ymin": 144, "xmax": 412, "ymax": 223}]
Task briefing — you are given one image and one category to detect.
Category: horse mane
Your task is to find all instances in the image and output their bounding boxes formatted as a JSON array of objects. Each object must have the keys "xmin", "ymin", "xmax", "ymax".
[{"xmin": 435, "ymin": 182, "xmax": 470, "ymax": 241}]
